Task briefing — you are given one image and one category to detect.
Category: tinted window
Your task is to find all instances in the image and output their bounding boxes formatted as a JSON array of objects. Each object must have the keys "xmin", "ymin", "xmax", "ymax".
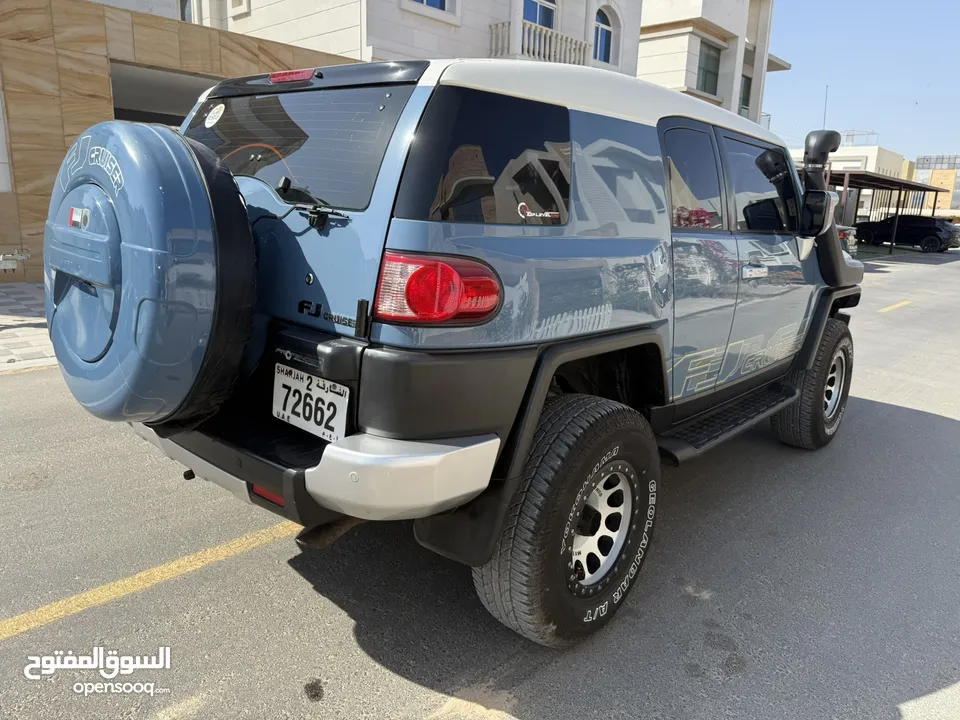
[
  {"xmin": 663, "ymin": 128, "xmax": 724, "ymax": 229},
  {"xmin": 395, "ymin": 86, "xmax": 571, "ymax": 225},
  {"xmin": 184, "ymin": 85, "xmax": 415, "ymax": 210},
  {"xmin": 724, "ymin": 139, "xmax": 799, "ymax": 233},
  {"xmin": 570, "ymin": 111, "xmax": 666, "ymax": 227}
]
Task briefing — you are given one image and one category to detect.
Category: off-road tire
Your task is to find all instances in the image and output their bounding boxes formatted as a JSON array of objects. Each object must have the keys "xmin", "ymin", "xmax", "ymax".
[
  {"xmin": 771, "ymin": 318, "xmax": 853, "ymax": 450},
  {"xmin": 921, "ymin": 236, "xmax": 940, "ymax": 253},
  {"xmin": 473, "ymin": 394, "xmax": 660, "ymax": 647}
]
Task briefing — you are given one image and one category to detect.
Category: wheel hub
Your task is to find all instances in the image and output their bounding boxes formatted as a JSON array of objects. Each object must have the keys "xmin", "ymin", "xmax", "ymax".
[
  {"xmin": 824, "ymin": 349, "xmax": 846, "ymax": 420},
  {"xmin": 570, "ymin": 469, "xmax": 633, "ymax": 587}
]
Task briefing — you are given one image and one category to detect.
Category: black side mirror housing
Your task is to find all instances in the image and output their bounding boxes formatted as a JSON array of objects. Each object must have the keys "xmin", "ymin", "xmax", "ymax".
[{"xmin": 799, "ymin": 189, "xmax": 839, "ymax": 239}]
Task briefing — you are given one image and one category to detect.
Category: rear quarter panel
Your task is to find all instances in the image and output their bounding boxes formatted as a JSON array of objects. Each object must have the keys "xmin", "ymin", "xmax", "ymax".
[{"xmin": 373, "ymin": 110, "xmax": 673, "ymax": 353}]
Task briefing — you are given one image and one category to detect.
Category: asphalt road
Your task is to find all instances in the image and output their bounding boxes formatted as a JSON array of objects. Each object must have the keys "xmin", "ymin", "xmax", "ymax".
[{"xmin": 1, "ymin": 250, "xmax": 959, "ymax": 720}]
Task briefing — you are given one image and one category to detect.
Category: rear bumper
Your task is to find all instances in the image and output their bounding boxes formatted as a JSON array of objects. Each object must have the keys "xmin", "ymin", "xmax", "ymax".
[{"xmin": 134, "ymin": 424, "xmax": 499, "ymax": 522}]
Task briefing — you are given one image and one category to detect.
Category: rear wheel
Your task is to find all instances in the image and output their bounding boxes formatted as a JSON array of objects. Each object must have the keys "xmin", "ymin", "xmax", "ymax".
[
  {"xmin": 921, "ymin": 236, "xmax": 940, "ymax": 253},
  {"xmin": 473, "ymin": 394, "xmax": 660, "ymax": 647},
  {"xmin": 860, "ymin": 230, "xmax": 877, "ymax": 245},
  {"xmin": 771, "ymin": 318, "xmax": 853, "ymax": 450}
]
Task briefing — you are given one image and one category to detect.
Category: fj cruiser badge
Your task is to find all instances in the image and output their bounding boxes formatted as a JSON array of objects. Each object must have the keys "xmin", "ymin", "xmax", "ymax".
[
  {"xmin": 298, "ymin": 300, "xmax": 356, "ymax": 328},
  {"xmin": 298, "ymin": 300, "xmax": 323, "ymax": 318}
]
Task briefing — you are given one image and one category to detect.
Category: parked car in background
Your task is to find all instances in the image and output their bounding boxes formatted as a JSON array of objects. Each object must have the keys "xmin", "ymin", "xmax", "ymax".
[
  {"xmin": 950, "ymin": 224, "xmax": 960, "ymax": 249},
  {"xmin": 837, "ymin": 225, "xmax": 857, "ymax": 255},
  {"xmin": 855, "ymin": 215, "xmax": 959, "ymax": 252}
]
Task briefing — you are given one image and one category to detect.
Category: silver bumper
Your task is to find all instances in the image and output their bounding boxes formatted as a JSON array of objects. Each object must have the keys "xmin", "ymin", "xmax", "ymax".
[{"xmin": 133, "ymin": 425, "xmax": 499, "ymax": 522}]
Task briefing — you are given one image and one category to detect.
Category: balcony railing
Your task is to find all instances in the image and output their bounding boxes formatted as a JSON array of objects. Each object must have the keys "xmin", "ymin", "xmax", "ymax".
[
  {"xmin": 738, "ymin": 106, "xmax": 772, "ymax": 129},
  {"xmin": 490, "ymin": 20, "xmax": 589, "ymax": 65}
]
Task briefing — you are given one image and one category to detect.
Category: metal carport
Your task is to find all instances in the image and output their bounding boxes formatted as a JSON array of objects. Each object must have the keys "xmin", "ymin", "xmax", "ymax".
[{"xmin": 823, "ymin": 169, "xmax": 949, "ymax": 255}]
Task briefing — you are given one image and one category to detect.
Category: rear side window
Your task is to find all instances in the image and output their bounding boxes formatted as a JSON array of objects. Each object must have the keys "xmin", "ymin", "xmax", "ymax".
[
  {"xmin": 184, "ymin": 85, "xmax": 415, "ymax": 211},
  {"xmin": 394, "ymin": 86, "xmax": 571, "ymax": 225},
  {"xmin": 663, "ymin": 128, "xmax": 724, "ymax": 230},
  {"xmin": 723, "ymin": 139, "xmax": 799, "ymax": 233}
]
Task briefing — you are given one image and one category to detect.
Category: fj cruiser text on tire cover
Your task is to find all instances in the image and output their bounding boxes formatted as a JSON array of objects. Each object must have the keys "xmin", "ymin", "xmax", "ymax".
[{"xmin": 45, "ymin": 60, "xmax": 863, "ymax": 647}]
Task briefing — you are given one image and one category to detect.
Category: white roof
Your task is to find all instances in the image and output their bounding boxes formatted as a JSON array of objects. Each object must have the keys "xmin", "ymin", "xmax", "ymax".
[{"xmin": 424, "ymin": 59, "xmax": 784, "ymax": 148}]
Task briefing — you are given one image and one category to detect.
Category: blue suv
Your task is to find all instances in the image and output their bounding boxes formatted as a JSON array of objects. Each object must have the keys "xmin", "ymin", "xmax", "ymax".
[{"xmin": 44, "ymin": 60, "xmax": 863, "ymax": 646}]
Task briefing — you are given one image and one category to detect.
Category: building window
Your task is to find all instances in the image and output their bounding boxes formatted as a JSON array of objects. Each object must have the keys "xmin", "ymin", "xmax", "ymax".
[
  {"xmin": 594, "ymin": 10, "xmax": 613, "ymax": 63},
  {"xmin": 739, "ymin": 75, "xmax": 752, "ymax": 116},
  {"xmin": 524, "ymin": 0, "xmax": 555, "ymax": 29},
  {"xmin": 696, "ymin": 42, "xmax": 721, "ymax": 96},
  {"xmin": 411, "ymin": 0, "xmax": 446, "ymax": 8}
]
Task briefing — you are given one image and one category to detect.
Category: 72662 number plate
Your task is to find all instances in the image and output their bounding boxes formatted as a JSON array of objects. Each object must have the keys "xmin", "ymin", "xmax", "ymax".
[{"xmin": 272, "ymin": 364, "xmax": 348, "ymax": 443}]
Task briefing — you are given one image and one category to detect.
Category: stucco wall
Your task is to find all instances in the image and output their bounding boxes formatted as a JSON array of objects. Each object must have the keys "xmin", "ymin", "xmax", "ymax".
[{"xmin": 225, "ymin": 0, "xmax": 363, "ymax": 59}]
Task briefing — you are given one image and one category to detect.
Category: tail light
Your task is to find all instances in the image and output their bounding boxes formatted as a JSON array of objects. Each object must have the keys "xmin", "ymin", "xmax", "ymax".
[
  {"xmin": 269, "ymin": 68, "xmax": 314, "ymax": 83},
  {"xmin": 374, "ymin": 252, "xmax": 501, "ymax": 324}
]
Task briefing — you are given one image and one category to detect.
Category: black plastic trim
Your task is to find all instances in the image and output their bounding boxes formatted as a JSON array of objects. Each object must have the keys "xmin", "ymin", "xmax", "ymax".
[
  {"xmin": 170, "ymin": 431, "xmax": 340, "ymax": 528},
  {"xmin": 793, "ymin": 286, "xmax": 861, "ymax": 373},
  {"xmin": 208, "ymin": 61, "xmax": 430, "ymax": 98},
  {"xmin": 658, "ymin": 384, "xmax": 798, "ymax": 465},
  {"xmin": 413, "ymin": 326, "xmax": 667, "ymax": 567},
  {"xmin": 669, "ymin": 358, "xmax": 793, "ymax": 427},
  {"xmin": 358, "ymin": 345, "xmax": 538, "ymax": 446}
]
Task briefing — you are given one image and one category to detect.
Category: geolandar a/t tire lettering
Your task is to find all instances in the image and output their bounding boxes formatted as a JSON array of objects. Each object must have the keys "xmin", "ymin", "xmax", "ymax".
[{"xmin": 472, "ymin": 394, "xmax": 661, "ymax": 647}]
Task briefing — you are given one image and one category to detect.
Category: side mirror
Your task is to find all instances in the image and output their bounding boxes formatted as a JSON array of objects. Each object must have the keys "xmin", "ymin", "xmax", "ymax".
[{"xmin": 797, "ymin": 189, "xmax": 839, "ymax": 260}]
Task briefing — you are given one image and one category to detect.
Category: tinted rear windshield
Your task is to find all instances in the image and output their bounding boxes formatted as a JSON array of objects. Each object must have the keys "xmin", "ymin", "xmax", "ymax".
[
  {"xmin": 184, "ymin": 85, "xmax": 415, "ymax": 211},
  {"xmin": 394, "ymin": 86, "xmax": 571, "ymax": 226}
]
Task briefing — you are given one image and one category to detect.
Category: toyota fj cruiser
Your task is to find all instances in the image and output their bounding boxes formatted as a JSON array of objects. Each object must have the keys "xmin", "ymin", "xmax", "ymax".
[{"xmin": 44, "ymin": 59, "xmax": 863, "ymax": 647}]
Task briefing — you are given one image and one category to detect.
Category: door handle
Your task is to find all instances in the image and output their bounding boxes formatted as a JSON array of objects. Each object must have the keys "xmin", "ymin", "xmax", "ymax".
[{"xmin": 742, "ymin": 262, "xmax": 768, "ymax": 280}]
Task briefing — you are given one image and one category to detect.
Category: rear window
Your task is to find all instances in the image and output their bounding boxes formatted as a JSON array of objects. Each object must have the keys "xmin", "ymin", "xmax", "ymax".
[
  {"xmin": 394, "ymin": 86, "xmax": 571, "ymax": 226},
  {"xmin": 183, "ymin": 85, "xmax": 415, "ymax": 211}
]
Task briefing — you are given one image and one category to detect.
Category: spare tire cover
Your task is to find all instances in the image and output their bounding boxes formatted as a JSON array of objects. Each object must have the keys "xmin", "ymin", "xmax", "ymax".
[{"xmin": 44, "ymin": 121, "xmax": 256, "ymax": 426}]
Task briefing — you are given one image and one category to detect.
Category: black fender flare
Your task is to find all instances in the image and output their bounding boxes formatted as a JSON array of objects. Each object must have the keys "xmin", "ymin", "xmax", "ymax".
[
  {"xmin": 792, "ymin": 286, "xmax": 861, "ymax": 373},
  {"xmin": 414, "ymin": 327, "xmax": 668, "ymax": 567}
]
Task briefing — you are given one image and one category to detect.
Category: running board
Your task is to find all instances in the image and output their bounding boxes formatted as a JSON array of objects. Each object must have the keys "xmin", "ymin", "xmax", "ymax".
[{"xmin": 657, "ymin": 385, "xmax": 799, "ymax": 465}]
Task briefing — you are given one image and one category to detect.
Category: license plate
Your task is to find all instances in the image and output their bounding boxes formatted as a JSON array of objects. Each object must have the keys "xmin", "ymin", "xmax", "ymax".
[{"xmin": 272, "ymin": 364, "xmax": 348, "ymax": 443}]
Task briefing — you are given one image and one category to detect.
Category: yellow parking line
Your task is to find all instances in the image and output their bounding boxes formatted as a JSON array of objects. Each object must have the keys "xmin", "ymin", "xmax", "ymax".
[
  {"xmin": 0, "ymin": 521, "xmax": 300, "ymax": 642},
  {"xmin": 879, "ymin": 300, "xmax": 912, "ymax": 313}
]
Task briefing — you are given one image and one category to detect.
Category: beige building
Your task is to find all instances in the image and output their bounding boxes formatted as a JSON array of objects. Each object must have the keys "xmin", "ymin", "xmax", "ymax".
[
  {"xmin": 636, "ymin": 0, "xmax": 789, "ymax": 124},
  {"xmin": 191, "ymin": 0, "xmax": 645, "ymax": 76},
  {"xmin": 789, "ymin": 142, "xmax": 905, "ymax": 222},
  {"xmin": 912, "ymin": 156, "xmax": 960, "ymax": 217},
  {"xmin": 0, "ymin": 0, "xmax": 353, "ymax": 283}
]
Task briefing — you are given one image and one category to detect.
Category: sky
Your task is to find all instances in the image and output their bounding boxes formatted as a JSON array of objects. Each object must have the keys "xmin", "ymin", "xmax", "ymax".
[{"xmin": 763, "ymin": 0, "xmax": 954, "ymax": 160}]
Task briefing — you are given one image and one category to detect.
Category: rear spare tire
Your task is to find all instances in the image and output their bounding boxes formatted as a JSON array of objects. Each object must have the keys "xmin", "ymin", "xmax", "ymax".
[{"xmin": 44, "ymin": 122, "xmax": 256, "ymax": 429}]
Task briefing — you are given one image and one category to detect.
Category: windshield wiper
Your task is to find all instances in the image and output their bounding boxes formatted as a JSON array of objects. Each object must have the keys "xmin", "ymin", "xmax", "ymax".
[
  {"xmin": 275, "ymin": 176, "xmax": 349, "ymax": 230},
  {"xmin": 252, "ymin": 176, "xmax": 349, "ymax": 231}
]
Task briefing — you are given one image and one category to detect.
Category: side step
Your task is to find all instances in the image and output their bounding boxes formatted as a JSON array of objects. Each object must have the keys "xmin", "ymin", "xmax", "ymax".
[{"xmin": 657, "ymin": 385, "xmax": 799, "ymax": 465}]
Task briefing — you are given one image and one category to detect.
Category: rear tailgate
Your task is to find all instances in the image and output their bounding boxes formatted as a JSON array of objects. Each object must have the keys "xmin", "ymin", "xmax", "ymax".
[{"xmin": 181, "ymin": 61, "xmax": 432, "ymax": 337}]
